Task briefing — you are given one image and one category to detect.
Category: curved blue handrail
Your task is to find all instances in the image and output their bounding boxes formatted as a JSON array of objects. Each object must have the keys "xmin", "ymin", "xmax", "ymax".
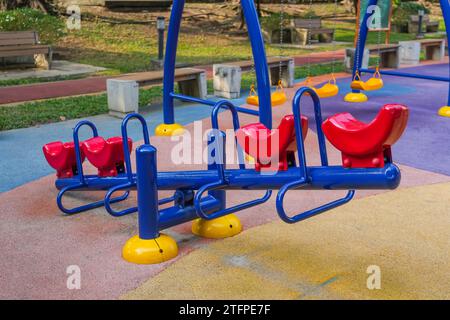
[
  {"xmin": 121, "ymin": 113, "xmax": 151, "ymax": 181},
  {"xmin": 72, "ymin": 120, "xmax": 98, "ymax": 183},
  {"xmin": 104, "ymin": 113, "xmax": 176, "ymax": 217},
  {"xmin": 194, "ymin": 181, "xmax": 272, "ymax": 220},
  {"xmin": 211, "ymin": 100, "xmax": 245, "ymax": 170},
  {"xmin": 193, "ymin": 100, "xmax": 272, "ymax": 220},
  {"xmin": 57, "ymin": 183, "xmax": 130, "ymax": 215},
  {"xmin": 275, "ymin": 86, "xmax": 355, "ymax": 223}
]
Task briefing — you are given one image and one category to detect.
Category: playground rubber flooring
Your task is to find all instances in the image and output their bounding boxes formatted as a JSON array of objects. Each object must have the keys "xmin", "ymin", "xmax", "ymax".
[{"xmin": 0, "ymin": 63, "xmax": 449, "ymax": 299}]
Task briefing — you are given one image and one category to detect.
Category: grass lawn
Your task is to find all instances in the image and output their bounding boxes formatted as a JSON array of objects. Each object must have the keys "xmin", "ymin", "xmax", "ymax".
[
  {"xmin": 0, "ymin": 63, "xmax": 346, "ymax": 131},
  {"xmin": 0, "ymin": 74, "xmax": 89, "ymax": 87}
]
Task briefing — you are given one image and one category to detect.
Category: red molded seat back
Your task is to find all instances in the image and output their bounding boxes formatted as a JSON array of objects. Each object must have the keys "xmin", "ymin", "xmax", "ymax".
[
  {"xmin": 236, "ymin": 114, "xmax": 308, "ymax": 171},
  {"xmin": 82, "ymin": 136, "xmax": 132, "ymax": 177},
  {"xmin": 43, "ymin": 141, "xmax": 84, "ymax": 178},
  {"xmin": 322, "ymin": 104, "xmax": 409, "ymax": 168}
]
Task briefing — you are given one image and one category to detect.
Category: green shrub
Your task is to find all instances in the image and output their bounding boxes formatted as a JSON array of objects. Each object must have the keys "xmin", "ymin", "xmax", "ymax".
[
  {"xmin": 393, "ymin": 1, "xmax": 430, "ymax": 28},
  {"xmin": 260, "ymin": 12, "xmax": 293, "ymax": 31},
  {"xmin": 0, "ymin": 8, "xmax": 65, "ymax": 44}
]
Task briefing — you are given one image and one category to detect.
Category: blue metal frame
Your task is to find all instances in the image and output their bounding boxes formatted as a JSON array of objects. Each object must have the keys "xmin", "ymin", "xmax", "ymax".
[
  {"xmin": 162, "ymin": 0, "xmax": 273, "ymax": 128},
  {"xmin": 353, "ymin": 0, "xmax": 450, "ymax": 105}
]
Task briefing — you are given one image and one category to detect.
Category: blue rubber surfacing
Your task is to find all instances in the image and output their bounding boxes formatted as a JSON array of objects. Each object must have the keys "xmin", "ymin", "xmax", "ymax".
[{"xmin": 0, "ymin": 63, "xmax": 449, "ymax": 193}]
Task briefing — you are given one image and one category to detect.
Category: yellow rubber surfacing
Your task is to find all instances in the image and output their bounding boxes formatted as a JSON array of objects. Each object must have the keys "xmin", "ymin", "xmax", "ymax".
[{"xmin": 122, "ymin": 182, "xmax": 450, "ymax": 300}]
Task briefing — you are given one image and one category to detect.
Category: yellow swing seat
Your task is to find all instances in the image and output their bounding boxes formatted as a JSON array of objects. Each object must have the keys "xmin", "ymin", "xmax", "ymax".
[
  {"xmin": 350, "ymin": 69, "xmax": 383, "ymax": 91},
  {"xmin": 312, "ymin": 75, "xmax": 339, "ymax": 98},
  {"xmin": 246, "ymin": 81, "xmax": 287, "ymax": 106}
]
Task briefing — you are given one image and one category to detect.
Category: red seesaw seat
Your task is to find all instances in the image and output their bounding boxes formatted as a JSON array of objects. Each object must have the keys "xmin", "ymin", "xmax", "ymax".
[
  {"xmin": 82, "ymin": 136, "xmax": 132, "ymax": 177},
  {"xmin": 43, "ymin": 141, "xmax": 84, "ymax": 178},
  {"xmin": 236, "ymin": 114, "xmax": 309, "ymax": 171},
  {"xmin": 322, "ymin": 104, "xmax": 409, "ymax": 168}
]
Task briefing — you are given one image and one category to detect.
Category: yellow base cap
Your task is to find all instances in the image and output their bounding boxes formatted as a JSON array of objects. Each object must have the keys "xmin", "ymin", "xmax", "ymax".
[
  {"xmin": 438, "ymin": 106, "xmax": 450, "ymax": 117},
  {"xmin": 192, "ymin": 214, "xmax": 242, "ymax": 239},
  {"xmin": 155, "ymin": 123, "xmax": 184, "ymax": 136},
  {"xmin": 122, "ymin": 234, "xmax": 178, "ymax": 264},
  {"xmin": 344, "ymin": 92, "xmax": 368, "ymax": 103}
]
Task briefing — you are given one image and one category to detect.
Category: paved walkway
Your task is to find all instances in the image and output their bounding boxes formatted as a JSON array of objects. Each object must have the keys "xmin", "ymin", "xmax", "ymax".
[{"xmin": 0, "ymin": 50, "xmax": 344, "ymax": 105}]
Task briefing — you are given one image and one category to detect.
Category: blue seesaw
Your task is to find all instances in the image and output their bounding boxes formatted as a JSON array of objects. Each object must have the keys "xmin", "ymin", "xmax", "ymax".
[
  {"xmin": 43, "ymin": 87, "xmax": 408, "ymax": 264},
  {"xmin": 42, "ymin": 0, "xmax": 409, "ymax": 264}
]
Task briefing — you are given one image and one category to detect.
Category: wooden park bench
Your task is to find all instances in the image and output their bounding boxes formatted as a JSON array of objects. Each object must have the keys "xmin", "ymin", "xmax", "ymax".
[
  {"xmin": 292, "ymin": 18, "xmax": 334, "ymax": 46},
  {"xmin": 114, "ymin": 67, "xmax": 207, "ymax": 98},
  {"xmin": 0, "ymin": 31, "xmax": 52, "ymax": 69},
  {"xmin": 408, "ymin": 15, "xmax": 440, "ymax": 34},
  {"xmin": 367, "ymin": 43, "xmax": 400, "ymax": 69},
  {"xmin": 263, "ymin": 18, "xmax": 333, "ymax": 47},
  {"xmin": 213, "ymin": 57, "xmax": 294, "ymax": 99},
  {"xmin": 399, "ymin": 38, "xmax": 446, "ymax": 64},
  {"xmin": 108, "ymin": 67, "xmax": 207, "ymax": 117}
]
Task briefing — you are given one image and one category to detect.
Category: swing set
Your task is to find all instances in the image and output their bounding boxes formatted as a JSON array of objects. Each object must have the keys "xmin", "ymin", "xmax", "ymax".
[
  {"xmin": 346, "ymin": 0, "xmax": 450, "ymax": 118},
  {"xmin": 42, "ymin": 0, "xmax": 410, "ymax": 264}
]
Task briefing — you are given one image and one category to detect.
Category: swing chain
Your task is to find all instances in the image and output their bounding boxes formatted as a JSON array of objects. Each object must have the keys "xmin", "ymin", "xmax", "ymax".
[{"xmin": 278, "ymin": 0, "xmax": 284, "ymax": 84}]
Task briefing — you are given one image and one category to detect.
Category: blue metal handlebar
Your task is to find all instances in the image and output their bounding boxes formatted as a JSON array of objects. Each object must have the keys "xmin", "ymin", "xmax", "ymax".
[
  {"xmin": 276, "ymin": 179, "xmax": 355, "ymax": 223},
  {"xmin": 104, "ymin": 182, "xmax": 176, "ymax": 217},
  {"xmin": 121, "ymin": 113, "xmax": 151, "ymax": 181},
  {"xmin": 72, "ymin": 120, "xmax": 98, "ymax": 184},
  {"xmin": 211, "ymin": 100, "xmax": 246, "ymax": 171},
  {"xmin": 275, "ymin": 86, "xmax": 355, "ymax": 223},
  {"xmin": 57, "ymin": 183, "xmax": 130, "ymax": 215},
  {"xmin": 194, "ymin": 180, "xmax": 272, "ymax": 220}
]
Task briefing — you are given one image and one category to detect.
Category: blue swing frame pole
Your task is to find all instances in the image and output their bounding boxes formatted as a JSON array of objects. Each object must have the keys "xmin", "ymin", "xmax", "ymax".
[
  {"xmin": 162, "ymin": 0, "xmax": 185, "ymax": 125},
  {"xmin": 439, "ymin": 0, "xmax": 450, "ymax": 106},
  {"xmin": 240, "ymin": 0, "xmax": 272, "ymax": 128},
  {"xmin": 351, "ymin": 0, "xmax": 379, "ymax": 94},
  {"xmin": 161, "ymin": 0, "xmax": 272, "ymax": 128}
]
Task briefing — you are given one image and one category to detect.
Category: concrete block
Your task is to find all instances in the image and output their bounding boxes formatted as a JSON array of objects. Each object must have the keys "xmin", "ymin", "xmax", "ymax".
[
  {"xmin": 107, "ymin": 79, "xmax": 139, "ymax": 119},
  {"xmin": 178, "ymin": 71, "xmax": 207, "ymax": 99},
  {"xmin": 345, "ymin": 48, "xmax": 369, "ymax": 73},
  {"xmin": 213, "ymin": 64, "xmax": 242, "ymax": 99},
  {"xmin": 399, "ymin": 41, "xmax": 421, "ymax": 65}
]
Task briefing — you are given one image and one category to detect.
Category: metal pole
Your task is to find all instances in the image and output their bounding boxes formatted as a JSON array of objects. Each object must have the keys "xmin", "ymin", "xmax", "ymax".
[
  {"xmin": 157, "ymin": 16, "xmax": 165, "ymax": 61},
  {"xmin": 417, "ymin": 10, "xmax": 424, "ymax": 39}
]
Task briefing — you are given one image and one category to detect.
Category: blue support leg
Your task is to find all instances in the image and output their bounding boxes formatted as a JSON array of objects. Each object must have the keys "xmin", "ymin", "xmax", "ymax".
[{"xmin": 122, "ymin": 144, "xmax": 178, "ymax": 264}]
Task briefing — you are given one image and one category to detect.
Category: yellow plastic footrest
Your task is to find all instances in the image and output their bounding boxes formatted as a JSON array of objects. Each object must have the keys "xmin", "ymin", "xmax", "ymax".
[
  {"xmin": 122, "ymin": 234, "xmax": 178, "ymax": 264},
  {"xmin": 192, "ymin": 214, "xmax": 242, "ymax": 239},
  {"xmin": 438, "ymin": 106, "xmax": 450, "ymax": 117},
  {"xmin": 344, "ymin": 92, "xmax": 368, "ymax": 103},
  {"xmin": 155, "ymin": 123, "xmax": 184, "ymax": 136}
]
